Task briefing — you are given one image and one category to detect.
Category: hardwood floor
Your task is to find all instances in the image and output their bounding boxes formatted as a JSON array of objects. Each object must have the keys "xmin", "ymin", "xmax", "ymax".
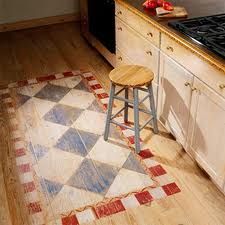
[{"xmin": 0, "ymin": 22, "xmax": 225, "ymax": 225}]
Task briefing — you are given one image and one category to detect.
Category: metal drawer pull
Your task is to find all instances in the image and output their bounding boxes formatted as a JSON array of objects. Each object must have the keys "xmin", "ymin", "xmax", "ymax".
[
  {"xmin": 146, "ymin": 51, "xmax": 152, "ymax": 56},
  {"xmin": 117, "ymin": 27, "xmax": 122, "ymax": 31},
  {"xmin": 191, "ymin": 87, "xmax": 197, "ymax": 92},
  {"xmin": 219, "ymin": 84, "xmax": 225, "ymax": 89},
  {"xmin": 117, "ymin": 11, "xmax": 122, "ymax": 15},
  {"xmin": 118, "ymin": 56, "xmax": 123, "ymax": 61},
  {"xmin": 167, "ymin": 46, "xmax": 174, "ymax": 52},
  {"xmin": 147, "ymin": 32, "xmax": 153, "ymax": 37},
  {"xmin": 184, "ymin": 82, "xmax": 191, "ymax": 87}
]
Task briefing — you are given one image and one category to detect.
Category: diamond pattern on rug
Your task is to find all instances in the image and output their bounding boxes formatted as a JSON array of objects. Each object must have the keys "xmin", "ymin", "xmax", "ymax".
[
  {"xmin": 35, "ymin": 84, "xmax": 70, "ymax": 102},
  {"xmin": 43, "ymin": 104, "xmax": 83, "ymax": 126},
  {"xmin": 67, "ymin": 158, "xmax": 120, "ymax": 195},
  {"xmin": 16, "ymin": 93, "xmax": 31, "ymax": 108},
  {"xmin": 29, "ymin": 143, "xmax": 49, "ymax": 161},
  {"xmin": 55, "ymin": 128, "xmax": 99, "ymax": 157},
  {"xmin": 9, "ymin": 72, "xmax": 180, "ymax": 225},
  {"xmin": 123, "ymin": 153, "xmax": 147, "ymax": 175},
  {"xmin": 40, "ymin": 178, "xmax": 63, "ymax": 198}
]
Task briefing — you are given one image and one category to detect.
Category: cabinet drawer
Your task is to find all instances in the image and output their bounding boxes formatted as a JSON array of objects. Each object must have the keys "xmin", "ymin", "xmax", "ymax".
[
  {"xmin": 161, "ymin": 33, "xmax": 225, "ymax": 98},
  {"xmin": 116, "ymin": 18, "xmax": 159, "ymax": 84},
  {"xmin": 115, "ymin": 2, "xmax": 160, "ymax": 47},
  {"xmin": 116, "ymin": 48, "xmax": 132, "ymax": 67}
]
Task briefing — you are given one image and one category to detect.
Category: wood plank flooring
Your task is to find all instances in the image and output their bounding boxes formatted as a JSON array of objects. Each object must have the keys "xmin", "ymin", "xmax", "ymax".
[{"xmin": 0, "ymin": 22, "xmax": 225, "ymax": 225}]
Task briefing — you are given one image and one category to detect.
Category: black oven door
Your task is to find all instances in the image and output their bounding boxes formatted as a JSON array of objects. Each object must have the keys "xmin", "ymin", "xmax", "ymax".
[{"xmin": 88, "ymin": 0, "xmax": 115, "ymax": 53}]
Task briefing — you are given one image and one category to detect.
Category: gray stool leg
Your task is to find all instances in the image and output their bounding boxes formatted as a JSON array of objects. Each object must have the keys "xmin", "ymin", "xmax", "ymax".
[
  {"xmin": 133, "ymin": 88, "xmax": 141, "ymax": 153},
  {"xmin": 124, "ymin": 88, "xmax": 129, "ymax": 123},
  {"xmin": 104, "ymin": 82, "xmax": 116, "ymax": 141},
  {"xmin": 148, "ymin": 84, "xmax": 159, "ymax": 134}
]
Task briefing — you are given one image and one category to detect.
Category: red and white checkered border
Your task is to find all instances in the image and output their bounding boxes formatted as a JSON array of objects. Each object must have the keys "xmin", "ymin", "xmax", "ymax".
[{"xmin": 0, "ymin": 71, "xmax": 181, "ymax": 225}]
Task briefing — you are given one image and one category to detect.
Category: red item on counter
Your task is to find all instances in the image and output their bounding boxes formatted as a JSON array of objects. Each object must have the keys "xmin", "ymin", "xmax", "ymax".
[
  {"xmin": 143, "ymin": 0, "xmax": 158, "ymax": 9},
  {"xmin": 163, "ymin": 1, "xmax": 174, "ymax": 11},
  {"xmin": 156, "ymin": 0, "xmax": 164, "ymax": 7}
]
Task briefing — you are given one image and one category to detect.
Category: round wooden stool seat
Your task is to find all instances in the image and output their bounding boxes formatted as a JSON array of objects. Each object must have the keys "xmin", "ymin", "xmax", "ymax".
[{"xmin": 109, "ymin": 65, "xmax": 154, "ymax": 87}]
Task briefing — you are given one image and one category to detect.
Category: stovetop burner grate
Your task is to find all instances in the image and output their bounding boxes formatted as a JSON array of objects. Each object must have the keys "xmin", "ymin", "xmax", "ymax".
[{"xmin": 169, "ymin": 13, "xmax": 225, "ymax": 59}]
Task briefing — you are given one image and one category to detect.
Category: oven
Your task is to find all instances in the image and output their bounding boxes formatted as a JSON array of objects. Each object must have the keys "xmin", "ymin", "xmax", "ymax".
[{"xmin": 88, "ymin": 0, "xmax": 116, "ymax": 54}]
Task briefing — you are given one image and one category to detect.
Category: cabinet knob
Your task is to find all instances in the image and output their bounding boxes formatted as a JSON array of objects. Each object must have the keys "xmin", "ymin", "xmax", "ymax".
[
  {"xmin": 191, "ymin": 87, "xmax": 197, "ymax": 92},
  {"xmin": 219, "ymin": 84, "xmax": 225, "ymax": 89},
  {"xmin": 118, "ymin": 56, "xmax": 123, "ymax": 61},
  {"xmin": 117, "ymin": 27, "xmax": 122, "ymax": 31},
  {"xmin": 147, "ymin": 32, "xmax": 153, "ymax": 37},
  {"xmin": 167, "ymin": 46, "xmax": 174, "ymax": 52},
  {"xmin": 117, "ymin": 11, "xmax": 122, "ymax": 15},
  {"xmin": 184, "ymin": 82, "xmax": 191, "ymax": 87},
  {"xmin": 146, "ymin": 51, "xmax": 152, "ymax": 56}
]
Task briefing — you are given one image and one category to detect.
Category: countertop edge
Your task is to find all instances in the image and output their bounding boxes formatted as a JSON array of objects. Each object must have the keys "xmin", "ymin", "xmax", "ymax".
[{"xmin": 116, "ymin": 0, "xmax": 225, "ymax": 74}]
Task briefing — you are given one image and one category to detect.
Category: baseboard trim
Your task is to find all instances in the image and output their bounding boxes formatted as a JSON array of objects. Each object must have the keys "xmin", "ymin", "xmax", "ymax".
[{"xmin": 0, "ymin": 13, "xmax": 80, "ymax": 32}]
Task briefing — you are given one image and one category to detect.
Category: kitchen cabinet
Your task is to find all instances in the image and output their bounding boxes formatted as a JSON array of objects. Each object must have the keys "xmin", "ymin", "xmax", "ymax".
[
  {"xmin": 159, "ymin": 53, "xmax": 193, "ymax": 147},
  {"xmin": 115, "ymin": 0, "xmax": 225, "ymax": 194},
  {"xmin": 116, "ymin": 17, "xmax": 160, "ymax": 84},
  {"xmin": 187, "ymin": 78, "xmax": 225, "ymax": 189}
]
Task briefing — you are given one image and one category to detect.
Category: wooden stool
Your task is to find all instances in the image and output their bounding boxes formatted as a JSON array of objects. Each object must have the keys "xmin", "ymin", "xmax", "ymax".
[{"xmin": 104, "ymin": 65, "xmax": 159, "ymax": 153}]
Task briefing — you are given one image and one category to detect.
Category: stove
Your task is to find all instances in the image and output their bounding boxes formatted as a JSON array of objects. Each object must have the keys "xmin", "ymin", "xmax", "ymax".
[{"xmin": 169, "ymin": 14, "xmax": 225, "ymax": 59}]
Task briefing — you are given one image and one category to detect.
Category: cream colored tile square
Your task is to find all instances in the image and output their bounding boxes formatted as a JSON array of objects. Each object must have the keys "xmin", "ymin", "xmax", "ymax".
[
  {"xmin": 50, "ymin": 76, "xmax": 82, "ymax": 88},
  {"xmin": 49, "ymin": 186, "xmax": 103, "ymax": 215},
  {"xmin": 17, "ymin": 82, "xmax": 47, "ymax": 97},
  {"xmin": 105, "ymin": 168, "xmax": 154, "ymax": 198},
  {"xmin": 60, "ymin": 89, "xmax": 95, "ymax": 109},
  {"xmin": 72, "ymin": 110, "xmax": 106, "ymax": 135},
  {"xmin": 34, "ymin": 149, "xmax": 84, "ymax": 184},
  {"xmin": 88, "ymin": 136, "xmax": 130, "ymax": 167}
]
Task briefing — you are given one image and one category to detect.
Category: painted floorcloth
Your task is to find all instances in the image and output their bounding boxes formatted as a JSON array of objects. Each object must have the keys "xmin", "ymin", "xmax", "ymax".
[{"xmin": 0, "ymin": 71, "xmax": 181, "ymax": 225}]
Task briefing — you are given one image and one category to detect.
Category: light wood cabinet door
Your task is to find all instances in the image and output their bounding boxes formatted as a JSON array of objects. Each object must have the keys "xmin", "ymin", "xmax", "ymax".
[
  {"xmin": 116, "ymin": 17, "xmax": 160, "ymax": 84},
  {"xmin": 187, "ymin": 78, "xmax": 225, "ymax": 190},
  {"xmin": 159, "ymin": 53, "xmax": 194, "ymax": 146}
]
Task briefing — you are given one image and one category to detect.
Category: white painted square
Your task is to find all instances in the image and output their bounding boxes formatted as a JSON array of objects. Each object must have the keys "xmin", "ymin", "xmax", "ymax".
[
  {"xmin": 60, "ymin": 89, "xmax": 95, "ymax": 109},
  {"xmin": 121, "ymin": 195, "xmax": 140, "ymax": 209},
  {"xmin": 93, "ymin": 88, "xmax": 105, "ymax": 94},
  {"xmin": 55, "ymin": 73, "xmax": 65, "ymax": 79},
  {"xmin": 88, "ymin": 137, "xmax": 130, "ymax": 167},
  {"xmin": 34, "ymin": 149, "xmax": 84, "ymax": 184},
  {"xmin": 88, "ymin": 80, "xmax": 98, "ymax": 86},
  {"xmin": 16, "ymin": 154, "xmax": 30, "ymax": 165},
  {"xmin": 82, "ymin": 72, "xmax": 93, "ymax": 78},
  {"xmin": 76, "ymin": 209, "xmax": 96, "ymax": 224},
  {"xmin": 19, "ymin": 172, "xmax": 34, "ymax": 183},
  {"xmin": 100, "ymin": 97, "xmax": 109, "ymax": 104},
  {"xmin": 72, "ymin": 110, "xmax": 106, "ymax": 135},
  {"xmin": 30, "ymin": 212, "xmax": 45, "ymax": 225},
  {"xmin": 27, "ymin": 78, "xmax": 37, "ymax": 85},
  {"xmin": 122, "ymin": 129, "xmax": 135, "ymax": 137},
  {"xmin": 155, "ymin": 174, "xmax": 174, "ymax": 186},
  {"xmin": 149, "ymin": 187, "xmax": 167, "ymax": 200},
  {"xmin": 15, "ymin": 140, "xmax": 25, "ymax": 149},
  {"xmin": 25, "ymin": 190, "xmax": 40, "ymax": 202},
  {"xmin": 143, "ymin": 159, "xmax": 159, "ymax": 168}
]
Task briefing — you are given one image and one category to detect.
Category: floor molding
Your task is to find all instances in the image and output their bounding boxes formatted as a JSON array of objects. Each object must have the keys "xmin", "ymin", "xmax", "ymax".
[{"xmin": 0, "ymin": 13, "xmax": 80, "ymax": 32}]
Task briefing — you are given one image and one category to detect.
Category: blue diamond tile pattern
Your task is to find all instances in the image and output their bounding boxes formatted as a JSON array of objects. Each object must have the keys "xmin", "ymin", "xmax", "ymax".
[
  {"xmin": 123, "ymin": 153, "xmax": 147, "ymax": 174},
  {"xmin": 43, "ymin": 104, "xmax": 83, "ymax": 126},
  {"xmin": 40, "ymin": 178, "xmax": 63, "ymax": 198},
  {"xmin": 35, "ymin": 84, "xmax": 70, "ymax": 102},
  {"xmin": 29, "ymin": 143, "xmax": 49, "ymax": 161},
  {"xmin": 17, "ymin": 94, "xmax": 31, "ymax": 107},
  {"xmin": 87, "ymin": 100, "xmax": 105, "ymax": 113},
  {"xmin": 67, "ymin": 158, "xmax": 119, "ymax": 195},
  {"xmin": 55, "ymin": 128, "xmax": 99, "ymax": 157},
  {"xmin": 74, "ymin": 82, "xmax": 90, "ymax": 92}
]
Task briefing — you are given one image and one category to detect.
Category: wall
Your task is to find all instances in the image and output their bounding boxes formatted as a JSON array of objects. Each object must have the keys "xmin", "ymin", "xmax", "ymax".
[{"xmin": 0, "ymin": 0, "xmax": 79, "ymax": 24}]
